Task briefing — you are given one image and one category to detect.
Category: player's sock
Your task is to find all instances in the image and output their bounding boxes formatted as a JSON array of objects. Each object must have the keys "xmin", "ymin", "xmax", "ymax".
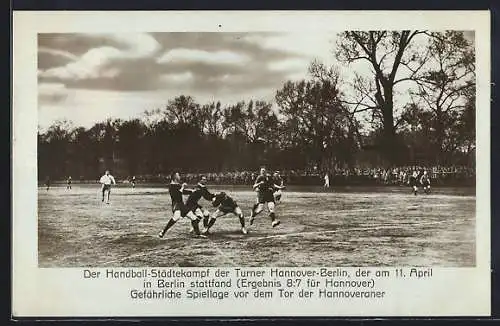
[
  {"xmin": 159, "ymin": 219, "xmax": 176, "ymax": 238},
  {"xmin": 207, "ymin": 218, "xmax": 216, "ymax": 229},
  {"xmin": 203, "ymin": 215, "xmax": 209, "ymax": 228},
  {"xmin": 270, "ymin": 213, "xmax": 280, "ymax": 227},
  {"xmin": 191, "ymin": 220, "xmax": 201, "ymax": 235},
  {"xmin": 250, "ymin": 203, "xmax": 259, "ymax": 217},
  {"xmin": 238, "ymin": 215, "xmax": 245, "ymax": 228},
  {"xmin": 250, "ymin": 204, "xmax": 260, "ymax": 225}
]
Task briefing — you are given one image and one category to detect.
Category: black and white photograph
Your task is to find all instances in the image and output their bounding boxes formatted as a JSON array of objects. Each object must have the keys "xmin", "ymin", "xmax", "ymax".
[{"xmin": 36, "ymin": 29, "xmax": 477, "ymax": 268}]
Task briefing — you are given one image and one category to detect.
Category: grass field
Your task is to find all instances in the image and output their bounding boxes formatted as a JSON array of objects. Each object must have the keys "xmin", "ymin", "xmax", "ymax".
[{"xmin": 38, "ymin": 184, "xmax": 475, "ymax": 267}]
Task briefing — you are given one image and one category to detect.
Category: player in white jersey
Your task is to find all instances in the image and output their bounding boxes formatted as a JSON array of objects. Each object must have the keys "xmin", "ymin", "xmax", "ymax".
[
  {"xmin": 100, "ymin": 170, "xmax": 116, "ymax": 204},
  {"xmin": 324, "ymin": 172, "xmax": 330, "ymax": 188}
]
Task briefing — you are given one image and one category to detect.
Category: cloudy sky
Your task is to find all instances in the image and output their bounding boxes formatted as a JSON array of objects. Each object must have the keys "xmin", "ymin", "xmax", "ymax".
[{"xmin": 38, "ymin": 32, "xmax": 338, "ymax": 129}]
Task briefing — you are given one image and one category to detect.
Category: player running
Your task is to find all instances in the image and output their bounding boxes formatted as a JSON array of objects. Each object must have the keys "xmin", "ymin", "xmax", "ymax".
[
  {"xmin": 131, "ymin": 176, "xmax": 136, "ymax": 188},
  {"xmin": 203, "ymin": 191, "xmax": 247, "ymax": 235},
  {"xmin": 158, "ymin": 172, "xmax": 205, "ymax": 238},
  {"xmin": 67, "ymin": 176, "xmax": 72, "ymax": 190},
  {"xmin": 408, "ymin": 170, "xmax": 419, "ymax": 196},
  {"xmin": 99, "ymin": 170, "xmax": 116, "ymax": 204},
  {"xmin": 273, "ymin": 171, "xmax": 285, "ymax": 203},
  {"xmin": 249, "ymin": 167, "xmax": 285, "ymax": 228},
  {"xmin": 420, "ymin": 170, "xmax": 431, "ymax": 194}
]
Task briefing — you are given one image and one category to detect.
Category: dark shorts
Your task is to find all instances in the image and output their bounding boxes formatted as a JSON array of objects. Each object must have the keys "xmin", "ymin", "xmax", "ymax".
[
  {"xmin": 421, "ymin": 180, "xmax": 430, "ymax": 187},
  {"xmin": 220, "ymin": 202, "xmax": 238, "ymax": 214},
  {"xmin": 102, "ymin": 184, "xmax": 111, "ymax": 192},
  {"xmin": 172, "ymin": 202, "xmax": 189, "ymax": 216},
  {"xmin": 257, "ymin": 191, "xmax": 275, "ymax": 204},
  {"xmin": 186, "ymin": 203, "xmax": 202, "ymax": 213}
]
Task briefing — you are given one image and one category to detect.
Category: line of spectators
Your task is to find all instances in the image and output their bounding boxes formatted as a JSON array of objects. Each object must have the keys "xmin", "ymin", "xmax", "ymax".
[{"xmin": 131, "ymin": 165, "xmax": 475, "ymax": 187}]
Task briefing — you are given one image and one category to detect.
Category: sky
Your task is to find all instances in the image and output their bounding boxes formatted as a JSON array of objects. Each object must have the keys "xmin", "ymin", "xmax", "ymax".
[
  {"xmin": 37, "ymin": 31, "xmax": 474, "ymax": 131},
  {"xmin": 37, "ymin": 32, "xmax": 339, "ymax": 130}
]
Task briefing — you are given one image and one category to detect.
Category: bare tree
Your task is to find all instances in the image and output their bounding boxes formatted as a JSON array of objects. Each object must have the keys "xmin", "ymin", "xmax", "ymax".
[
  {"xmin": 410, "ymin": 31, "xmax": 475, "ymax": 163},
  {"xmin": 336, "ymin": 30, "xmax": 427, "ymax": 164}
]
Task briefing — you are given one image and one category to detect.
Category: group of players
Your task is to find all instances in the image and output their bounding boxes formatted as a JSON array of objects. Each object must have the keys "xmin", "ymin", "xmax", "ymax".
[
  {"xmin": 408, "ymin": 170, "xmax": 432, "ymax": 195},
  {"xmin": 158, "ymin": 167, "xmax": 286, "ymax": 238},
  {"xmin": 48, "ymin": 166, "xmax": 431, "ymax": 237}
]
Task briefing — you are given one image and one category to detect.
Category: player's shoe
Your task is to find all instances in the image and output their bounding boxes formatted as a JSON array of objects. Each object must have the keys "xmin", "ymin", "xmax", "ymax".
[
  {"xmin": 196, "ymin": 233, "xmax": 208, "ymax": 238},
  {"xmin": 189, "ymin": 227, "xmax": 195, "ymax": 234},
  {"xmin": 241, "ymin": 227, "xmax": 248, "ymax": 235},
  {"xmin": 201, "ymin": 228, "xmax": 210, "ymax": 236},
  {"xmin": 158, "ymin": 230, "xmax": 165, "ymax": 238},
  {"xmin": 272, "ymin": 220, "xmax": 281, "ymax": 228},
  {"xmin": 249, "ymin": 216, "xmax": 255, "ymax": 226}
]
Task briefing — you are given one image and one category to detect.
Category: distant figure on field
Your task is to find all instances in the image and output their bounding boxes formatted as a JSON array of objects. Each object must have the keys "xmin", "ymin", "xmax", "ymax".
[
  {"xmin": 45, "ymin": 176, "xmax": 51, "ymax": 191},
  {"xmin": 324, "ymin": 172, "xmax": 330, "ymax": 188},
  {"xmin": 420, "ymin": 170, "xmax": 431, "ymax": 194},
  {"xmin": 99, "ymin": 170, "xmax": 116, "ymax": 204},
  {"xmin": 408, "ymin": 170, "xmax": 419, "ymax": 196},
  {"xmin": 66, "ymin": 176, "xmax": 72, "ymax": 190}
]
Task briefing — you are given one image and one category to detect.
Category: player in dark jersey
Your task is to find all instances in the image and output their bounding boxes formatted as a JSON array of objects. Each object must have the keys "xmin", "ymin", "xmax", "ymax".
[
  {"xmin": 420, "ymin": 170, "xmax": 431, "ymax": 194},
  {"xmin": 249, "ymin": 167, "xmax": 285, "ymax": 228},
  {"xmin": 66, "ymin": 176, "xmax": 72, "ymax": 190},
  {"xmin": 158, "ymin": 172, "xmax": 204, "ymax": 238},
  {"xmin": 182, "ymin": 176, "xmax": 215, "ymax": 231},
  {"xmin": 408, "ymin": 170, "xmax": 419, "ymax": 195},
  {"xmin": 272, "ymin": 171, "xmax": 285, "ymax": 204},
  {"xmin": 202, "ymin": 191, "xmax": 247, "ymax": 235}
]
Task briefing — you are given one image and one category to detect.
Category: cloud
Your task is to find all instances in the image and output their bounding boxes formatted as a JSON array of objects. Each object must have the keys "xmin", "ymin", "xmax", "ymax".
[
  {"xmin": 157, "ymin": 48, "xmax": 250, "ymax": 65},
  {"xmin": 41, "ymin": 46, "xmax": 122, "ymax": 80},
  {"xmin": 243, "ymin": 33, "xmax": 337, "ymax": 66},
  {"xmin": 160, "ymin": 71, "xmax": 194, "ymax": 83},
  {"xmin": 39, "ymin": 33, "xmax": 161, "ymax": 82},
  {"xmin": 38, "ymin": 32, "xmax": 333, "ymax": 128},
  {"xmin": 38, "ymin": 46, "xmax": 79, "ymax": 61},
  {"xmin": 38, "ymin": 82, "xmax": 68, "ymax": 104},
  {"xmin": 268, "ymin": 58, "xmax": 310, "ymax": 72}
]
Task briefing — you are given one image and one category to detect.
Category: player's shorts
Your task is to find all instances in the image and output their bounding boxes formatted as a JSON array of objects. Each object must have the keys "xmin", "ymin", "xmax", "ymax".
[
  {"xmin": 186, "ymin": 202, "xmax": 201, "ymax": 213},
  {"xmin": 102, "ymin": 184, "xmax": 111, "ymax": 192},
  {"xmin": 172, "ymin": 202, "xmax": 189, "ymax": 216},
  {"xmin": 219, "ymin": 202, "xmax": 238, "ymax": 214},
  {"xmin": 421, "ymin": 180, "xmax": 430, "ymax": 187},
  {"xmin": 257, "ymin": 191, "xmax": 275, "ymax": 204}
]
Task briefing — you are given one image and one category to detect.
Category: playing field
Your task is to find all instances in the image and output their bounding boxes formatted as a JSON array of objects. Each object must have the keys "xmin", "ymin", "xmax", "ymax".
[{"xmin": 38, "ymin": 185, "xmax": 475, "ymax": 267}]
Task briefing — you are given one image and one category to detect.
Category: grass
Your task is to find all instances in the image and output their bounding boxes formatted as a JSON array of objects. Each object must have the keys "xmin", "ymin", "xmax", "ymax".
[{"xmin": 38, "ymin": 184, "xmax": 475, "ymax": 267}]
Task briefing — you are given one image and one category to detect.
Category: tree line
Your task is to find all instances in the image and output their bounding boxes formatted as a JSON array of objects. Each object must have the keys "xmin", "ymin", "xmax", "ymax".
[{"xmin": 38, "ymin": 31, "xmax": 475, "ymax": 180}]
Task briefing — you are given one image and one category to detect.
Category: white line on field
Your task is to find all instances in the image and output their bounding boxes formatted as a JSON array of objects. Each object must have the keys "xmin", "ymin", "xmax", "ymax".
[{"xmin": 247, "ymin": 219, "xmax": 467, "ymax": 242}]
